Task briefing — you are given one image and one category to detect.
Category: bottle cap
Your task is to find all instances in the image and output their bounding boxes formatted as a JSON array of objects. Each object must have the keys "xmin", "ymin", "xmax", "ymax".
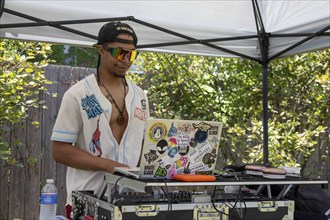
[{"xmin": 46, "ymin": 179, "xmax": 54, "ymax": 184}]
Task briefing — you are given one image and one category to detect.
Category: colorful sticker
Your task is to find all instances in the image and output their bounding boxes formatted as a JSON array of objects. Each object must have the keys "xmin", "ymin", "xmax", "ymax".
[
  {"xmin": 175, "ymin": 156, "xmax": 189, "ymax": 169},
  {"xmin": 154, "ymin": 166, "xmax": 167, "ymax": 177},
  {"xmin": 149, "ymin": 122, "xmax": 167, "ymax": 142},
  {"xmin": 167, "ymin": 146, "xmax": 178, "ymax": 158},
  {"xmin": 188, "ymin": 141, "xmax": 213, "ymax": 163},
  {"xmin": 81, "ymin": 94, "xmax": 103, "ymax": 119},
  {"xmin": 167, "ymin": 122, "xmax": 178, "ymax": 137},
  {"xmin": 168, "ymin": 137, "xmax": 177, "ymax": 147},
  {"xmin": 166, "ymin": 164, "xmax": 177, "ymax": 179}
]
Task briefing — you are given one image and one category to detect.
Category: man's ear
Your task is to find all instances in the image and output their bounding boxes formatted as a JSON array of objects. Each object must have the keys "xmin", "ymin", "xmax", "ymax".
[{"xmin": 98, "ymin": 46, "xmax": 104, "ymax": 56}]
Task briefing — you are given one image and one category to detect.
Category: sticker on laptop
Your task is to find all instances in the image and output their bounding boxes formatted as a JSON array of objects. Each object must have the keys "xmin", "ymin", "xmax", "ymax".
[
  {"xmin": 156, "ymin": 139, "xmax": 168, "ymax": 154},
  {"xmin": 202, "ymin": 148, "xmax": 217, "ymax": 168},
  {"xmin": 167, "ymin": 122, "xmax": 178, "ymax": 137},
  {"xmin": 149, "ymin": 122, "xmax": 167, "ymax": 142},
  {"xmin": 188, "ymin": 140, "xmax": 213, "ymax": 163},
  {"xmin": 144, "ymin": 150, "xmax": 158, "ymax": 164},
  {"xmin": 189, "ymin": 162, "xmax": 210, "ymax": 173},
  {"xmin": 178, "ymin": 122, "xmax": 194, "ymax": 135},
  {"xmin": 143, "ymin": 164, "xmax": 155, "ymax": 176},
  {"xmin": 154, "ymin": 165, "xmax": 167, "ymax": 177},
  {"xmin": 209, "ymin": 126, "xmax": 219, "ymax": 135}
]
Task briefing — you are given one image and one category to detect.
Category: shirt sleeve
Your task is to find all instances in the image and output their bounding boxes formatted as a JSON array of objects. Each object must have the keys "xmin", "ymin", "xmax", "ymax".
[{"xmin": 51, "ymin": 91, "xmax": 83, "ymax": 143}]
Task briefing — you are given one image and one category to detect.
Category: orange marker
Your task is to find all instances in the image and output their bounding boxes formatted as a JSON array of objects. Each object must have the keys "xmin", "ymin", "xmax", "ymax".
[{"xmin": 173, "ymin": 174, "xmax": 216, "ymax": 182}]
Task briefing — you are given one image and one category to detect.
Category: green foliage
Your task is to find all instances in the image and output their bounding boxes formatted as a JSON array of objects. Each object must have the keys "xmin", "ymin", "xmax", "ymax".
[
  {"xmin": 0, "ymin": 39, "xmax": 52, "ymax": 166},
  {"xmin": 48, "ymin": 44, "xmax": 66, "ymax": 64},
  {"xmin": 128, "ymin": 49, "xmax": 330, "ymax": 168},
  {"xmin": 67, "ymin": 46, "xmax": 98, "ymax": 67},
  {"xmin": 49, "ymin": 45, "xmax": 98, "ymax": 68}
]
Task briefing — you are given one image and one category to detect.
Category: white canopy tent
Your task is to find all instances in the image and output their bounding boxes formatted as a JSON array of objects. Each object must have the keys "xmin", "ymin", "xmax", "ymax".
[{"xmin": 1, "ymin": 0, "xmax": 330, "ymax": 164}]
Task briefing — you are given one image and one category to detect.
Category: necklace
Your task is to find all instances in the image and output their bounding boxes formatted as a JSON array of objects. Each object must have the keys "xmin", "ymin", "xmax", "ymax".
[{"xmin": 99, "ymin": 79, "xmax": 126, "ymax": 125}]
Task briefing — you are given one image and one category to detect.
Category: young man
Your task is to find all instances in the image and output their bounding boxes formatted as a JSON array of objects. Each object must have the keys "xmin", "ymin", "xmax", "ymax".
[{"xmin": 51, "ymin": 22, "xmax": 149, "ymax": 218}]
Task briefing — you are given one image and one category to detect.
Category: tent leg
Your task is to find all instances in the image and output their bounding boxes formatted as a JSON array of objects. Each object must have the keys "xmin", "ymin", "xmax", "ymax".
[{"xmin": 262, "ymin": 62, "xmax": 269, "ymax": 165}]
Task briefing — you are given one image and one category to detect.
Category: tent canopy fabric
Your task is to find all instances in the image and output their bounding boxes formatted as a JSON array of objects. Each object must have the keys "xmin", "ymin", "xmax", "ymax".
[
  {"xmin": 1, "ymin": 0, "xmax": 329, "ymax": 63},
  {"xmin": 1, "ymin": 0, "xmax": 330, "ymax": 164}
]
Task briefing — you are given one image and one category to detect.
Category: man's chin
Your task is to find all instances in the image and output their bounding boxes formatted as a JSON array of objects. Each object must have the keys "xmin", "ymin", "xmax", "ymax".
[{"xmin": 112, "ymin": 72, "xmax": 126, "ymax": 78}]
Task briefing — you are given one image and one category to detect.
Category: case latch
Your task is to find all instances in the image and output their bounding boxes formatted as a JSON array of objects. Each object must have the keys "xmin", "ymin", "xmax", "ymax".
[
  {"xmin": 258, "ymin": 201, "xmax": 278, "ymax": 212},
  {"xmin": 193, "ymin": 204, "xmax": 229, "ymax": 220},
  {"xmin": 135, "ymin": 204, "xmax": 159, "ymax": 217}
]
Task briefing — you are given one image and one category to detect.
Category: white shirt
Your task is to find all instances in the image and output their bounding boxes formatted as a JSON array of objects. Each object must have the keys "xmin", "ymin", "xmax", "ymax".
[{"xmin": 51, "ymin": 74, "xmax": 149, "ymax": 204}]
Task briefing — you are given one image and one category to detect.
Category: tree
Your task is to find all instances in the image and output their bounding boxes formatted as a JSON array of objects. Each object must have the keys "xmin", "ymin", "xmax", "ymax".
[{"xmin": 0, "ymin": 39, "xmax": 52, "ymax": 166}]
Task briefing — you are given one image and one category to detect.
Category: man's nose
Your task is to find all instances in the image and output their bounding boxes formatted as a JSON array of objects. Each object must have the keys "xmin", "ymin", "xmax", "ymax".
[{"xmin": 123, "ymin": 54, "xmax": 131, "ymax": 62}]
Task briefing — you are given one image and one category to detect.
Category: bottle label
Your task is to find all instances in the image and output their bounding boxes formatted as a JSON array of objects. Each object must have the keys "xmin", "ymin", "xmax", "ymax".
[{"xmin": 40, "ymin": 193, "xmax": 57, "ymax": 204}]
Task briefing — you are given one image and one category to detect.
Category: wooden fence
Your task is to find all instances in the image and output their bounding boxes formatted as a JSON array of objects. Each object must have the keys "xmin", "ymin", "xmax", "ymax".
[
  {"xmin": 0, "ymin": 65, "xmax": 329, "ymax": 220},
  {"xmin": 0, "ymin": 65, "xmax": 94, "ymax": 220}
]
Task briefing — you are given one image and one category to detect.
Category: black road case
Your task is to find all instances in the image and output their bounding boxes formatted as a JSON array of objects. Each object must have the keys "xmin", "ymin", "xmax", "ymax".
[
  {"xmin": 228, "ymin": 200, "xmax": 294, "ymax": 220},
  {"xmin": 72, "ymin": 190, "xmax": 230, "ymax": 220}
]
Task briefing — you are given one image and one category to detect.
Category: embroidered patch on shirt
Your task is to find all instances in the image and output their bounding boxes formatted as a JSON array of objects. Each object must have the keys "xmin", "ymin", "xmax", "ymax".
[
  {"xmin": 81, "ymin": 94, "xmax": 103, "ymax": 119},
  {"xmin": 134, "ymin": 107, "xmax": 147, "ymax": 121},
  {"xmin": 89, "ymin": 117, "xmax": 102, "ymax": 157}
]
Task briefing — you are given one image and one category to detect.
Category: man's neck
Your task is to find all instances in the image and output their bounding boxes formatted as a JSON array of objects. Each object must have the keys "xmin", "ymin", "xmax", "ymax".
[{"xmin": 98, "ymin": 71, "xmax": 125, "ymax": 88}]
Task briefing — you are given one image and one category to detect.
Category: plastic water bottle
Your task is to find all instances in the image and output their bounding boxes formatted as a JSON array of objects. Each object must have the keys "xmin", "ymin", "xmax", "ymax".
[{"xmin": 39, "ymin": 179, "xmax": 57, "ymax": 220}]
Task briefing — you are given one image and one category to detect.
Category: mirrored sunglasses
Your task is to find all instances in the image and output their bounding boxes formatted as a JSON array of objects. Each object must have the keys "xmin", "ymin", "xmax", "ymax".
[{"xmin": 104, "ymin": 47, "xmax": 139, "ymax": 62}]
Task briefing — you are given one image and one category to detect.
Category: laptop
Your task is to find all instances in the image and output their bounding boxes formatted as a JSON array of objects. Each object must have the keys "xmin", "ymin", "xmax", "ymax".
[{"xmin": 115, "ymin": 118, "xmax": 223, "ymax": 179}]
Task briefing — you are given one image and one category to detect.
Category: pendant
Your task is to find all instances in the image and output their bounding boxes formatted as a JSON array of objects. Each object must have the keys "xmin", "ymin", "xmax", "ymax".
[{"xmin": 117, "ymin": 115, "xmax": 125, "ymax": 124}]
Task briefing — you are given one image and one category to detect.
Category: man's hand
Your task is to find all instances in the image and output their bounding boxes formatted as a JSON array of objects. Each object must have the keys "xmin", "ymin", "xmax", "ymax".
[{"xmin": 104, "ymin": 160, "xmax": 129, "ymax": 173}]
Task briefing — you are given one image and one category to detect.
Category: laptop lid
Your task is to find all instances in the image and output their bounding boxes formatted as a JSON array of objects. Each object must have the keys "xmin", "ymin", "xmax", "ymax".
[{"xmin": 138, "ymin": 118, "xmax": 223, "ymax": 179}]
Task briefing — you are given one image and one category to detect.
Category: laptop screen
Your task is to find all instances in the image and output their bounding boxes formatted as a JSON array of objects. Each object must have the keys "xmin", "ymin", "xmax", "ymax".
[{"xmin": 139, "ymin": 119, "xmax": 223, "ymax": 179}]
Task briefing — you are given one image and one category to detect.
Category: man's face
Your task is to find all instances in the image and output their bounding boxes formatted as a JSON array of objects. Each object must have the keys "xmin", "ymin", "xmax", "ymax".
[{"xmin": 99, "ymin": 34, "xmax": 136, "ymax": 78}]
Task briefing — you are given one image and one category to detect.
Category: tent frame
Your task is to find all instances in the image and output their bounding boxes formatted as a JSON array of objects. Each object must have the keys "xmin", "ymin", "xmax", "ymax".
[{"xmin": 1, "ymin": 0, "xmax": 329, "ymax": 165}]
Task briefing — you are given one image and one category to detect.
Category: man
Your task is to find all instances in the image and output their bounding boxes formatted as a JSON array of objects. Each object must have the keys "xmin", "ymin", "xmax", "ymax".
[{"xmin": 51, "ymin": 22, "xmax": 149, "ymax": 218}]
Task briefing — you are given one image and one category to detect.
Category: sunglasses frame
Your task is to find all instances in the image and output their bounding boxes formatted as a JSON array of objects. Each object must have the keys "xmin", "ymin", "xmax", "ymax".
[{"xmin": 103, "ymin": 46, "xmax": 139, "ymax": 62}]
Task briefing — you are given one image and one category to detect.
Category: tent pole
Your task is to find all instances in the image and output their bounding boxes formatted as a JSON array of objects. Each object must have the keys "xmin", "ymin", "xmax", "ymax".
[
  {"xmin": 252, "ymin": 0, "xmax": 270, "ymax": 165},
  {"xmin": 0, "ymin": 0, "xmax": 4, "ymax": 18},
  {"xmin": 262, "ymin": 62, "xmax": 269, "ymax": 165}
]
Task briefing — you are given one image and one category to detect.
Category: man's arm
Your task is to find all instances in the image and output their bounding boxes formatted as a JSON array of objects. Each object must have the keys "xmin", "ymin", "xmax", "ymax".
[{"xmin": 52, "ymin": 140, "xmax": 128, "ymax": 173}]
